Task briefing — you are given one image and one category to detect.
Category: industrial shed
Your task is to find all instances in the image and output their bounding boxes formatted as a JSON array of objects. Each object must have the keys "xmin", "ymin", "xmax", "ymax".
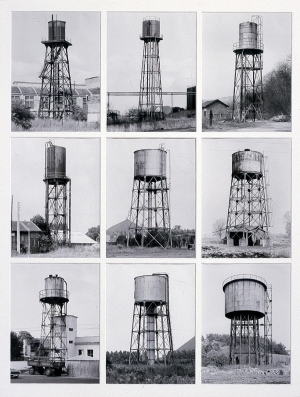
[
  {"xmin": 202, "ymin": 99, "xmax": 229, "ymax": 121},
  {"xmin": 11, "ymin": 221, "xmax": 43, "ymax": 254}
]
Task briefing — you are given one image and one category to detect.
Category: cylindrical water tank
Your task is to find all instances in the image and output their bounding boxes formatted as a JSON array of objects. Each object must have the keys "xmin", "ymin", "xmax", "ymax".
[
  {"xmin": 223, "ymin": 275, "xmax": 267, "ymax": 319},
  {"xmin": 134, "ymin": 275, "xmax": 167, "ymax": 304},
  {"xmin": 142, "ymin": 17, "xmax": 160, "ymax": 38},
  {"xmin": 46, "ymin": 145, "xmax": 67, "ymax": 179},
  {"xmin": 134, "ymin": 149, "xmax": 167, "ymax": 181},
  {"xmin": 40, "ymin": 274, "xmax": 69, "ymax": 304},
  {"xmin": 239, "ymin": 22, "xmax": 257, "ymax": 49},
  {"xmin": 232, "ymin": 149, "xmax": 263, "ymax": 176},
  {"xmin": 48, "ymin": 20, "xmax": 66, "ymax": 41}
]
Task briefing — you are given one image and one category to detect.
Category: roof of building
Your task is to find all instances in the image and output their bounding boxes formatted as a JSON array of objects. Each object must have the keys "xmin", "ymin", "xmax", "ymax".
[
  {"xmin": 202, "ymin": 99, "xmax": 229, "ymax": 108},
  {"xmin": 11, "ymin": 221, "xmax": 43, "ymax": 233},
  {"xmin": 70, "ymin": 231, "xmax": 96, "ymax": 245},
  {"xmin": 75, "ymin": 336, "xmax": 99, "ymax": 345},
  {"xmin": 176, "ymin": 336, "xmax": 195, "ymax": 352}
]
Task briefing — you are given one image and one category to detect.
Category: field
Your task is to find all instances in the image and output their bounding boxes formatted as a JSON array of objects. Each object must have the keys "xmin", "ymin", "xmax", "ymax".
[
  {"xmin": 203, "ymin": 119, "xmax": 291, "ymax": 132},
  {"xmin": 11, "ymin": 245, "xmax": 100, "ymax": 258},
  {"xmin": 107, "ymin": 245, "xmax": 195, "ymax": 258},
  {"xmin": 202, "ymin": 236, "xmax": 291, "ymax": 258},
  {"xmin": 107, "ymin": 363, "xmax": 195, "ymax": 384},
  {"xmin": 202, "ymin": 364, "xmax": 290, "ymax": 384},
  {"xmin": 12, "ymin": 118, "xmax": 100, "ymax": 132}
]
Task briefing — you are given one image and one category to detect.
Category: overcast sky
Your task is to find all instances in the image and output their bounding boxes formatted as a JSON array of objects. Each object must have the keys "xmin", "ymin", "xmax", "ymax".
[
  {"xmin": 12, "ymin": 11, "xmax": 100, "ymax": 84},
  {"xmin": 202, "ymin": 138, "xmax": 291, "ymax": 236},
  {"xmin": 11, "ymin": 138, "xmax": 100, "ymax": 235},
  {"xmin": 202, "ymin": 12, "xmax": 291, "ymax": 100},
  {"xmin": 106, "ymin": 138, "xmax": 195, "ymax": 230},
  {"xmin": 107, "ymin": 12, "xmax": 196, "ymax": 112},
  {"xmin": 11, "ymin": 263, "xmax": 99, "ymax": 338},
  {"xmin": 106, "ymin": 264, "xmax": 195, "ymax": 352},
  {"xmin": 202, "ymin": 263, "xmax": 290, "ymax": 350}
]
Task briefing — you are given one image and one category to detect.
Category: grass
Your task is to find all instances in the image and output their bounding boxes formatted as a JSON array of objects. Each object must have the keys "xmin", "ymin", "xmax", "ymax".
[
  {"xmin": 12, "ymin": 118, "xmax": 100, "ymax": 132},
  {"xmin": 107, "ymin": 245, "xmax": 195, "ymax": 258},
  {"xmin": 107, "ymin": 363, "xmax": 195, "ymax": 384},
  {"xmin": 12, "ymin": 244, "xmax": 100, "ymax": 258}
]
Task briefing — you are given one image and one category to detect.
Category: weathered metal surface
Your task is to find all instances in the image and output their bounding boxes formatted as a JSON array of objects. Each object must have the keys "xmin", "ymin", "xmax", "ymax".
[
  {"xmin": 46, "ymin": 145, "xmax": 66, "ymax": 179},
  {"xmin": 232, "ymin": 149, "xmax": 263, "ymax": 175},
  {"xmin": 134, "ymin": 149, "xmax": 166, "ymax": 180},
  {"xmin": 134, "ymin": 275, "xmax": 167, "ymax": 304},
  {"xmin": 48, "ymin": 20, "xmax": 66, "ymax": 41}
]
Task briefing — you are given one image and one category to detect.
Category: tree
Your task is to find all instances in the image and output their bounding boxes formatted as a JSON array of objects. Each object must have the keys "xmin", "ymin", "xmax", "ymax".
[
  {"xmin": 212, "ymin": 219, "xmax": 226, "ymax": 238},
  {"xmin": 71, "ymin": 104, "xmax": 87, "ymax": 121},
  {"xmin": 30, "ymin": 214, "xmax": 47, "ymax": 233},
  {"xmin": 11, "ymin": 332, "xmax": 23, "ymax": 361},
  {"xmin": 263, "ymin": 56, "xmax": 291, "ymax": 117},
  {"xmin": 86, "ymin": 225, "xmax": 100, "ymax": 241},
  {"xmin": 11, "ymin": 99, "xmax": 35, "ymax": 130},
  {"xmin": 283, "ymin": 211, "xmax": 291, "ymax": 238}
]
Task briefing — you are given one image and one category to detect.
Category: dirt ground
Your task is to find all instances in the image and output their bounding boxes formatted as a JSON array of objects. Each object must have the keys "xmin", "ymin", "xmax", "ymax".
[
  {"xmin": 202, "ymin": 236, "xmax": 291, "ymax": 258},
  {"xmin": 202, "ymin": 365, "xmax": 290, "ymax": 384},
  {"xmin": 107, "ymin": 245, "xmax": 195, "ymax": 258},
  {"xmin": 203, "ymin": 120, "xmax": 291, "ymax": 132}
]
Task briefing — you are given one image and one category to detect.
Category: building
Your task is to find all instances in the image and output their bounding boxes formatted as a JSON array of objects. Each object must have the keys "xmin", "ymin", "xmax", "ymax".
[
  {"xmin": 11, "ymin": 221, "xmax": 43, "ymax": 254},
  {"xmin": 187, "ymin": 86, "xmax": 196, "ymax": 111},
  {"xmin": 11, "ymin": 76, "xmax": 100, "ymax": 123},
  {"xmin": 202, "ymin": 99, "xmax": 229, "ymax": 120}
]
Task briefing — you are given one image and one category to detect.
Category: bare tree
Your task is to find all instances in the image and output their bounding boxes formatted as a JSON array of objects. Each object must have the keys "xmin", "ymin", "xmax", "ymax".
[{"xmin": 212, "ymin": 219, "xmax": 226, "ymax": 238}]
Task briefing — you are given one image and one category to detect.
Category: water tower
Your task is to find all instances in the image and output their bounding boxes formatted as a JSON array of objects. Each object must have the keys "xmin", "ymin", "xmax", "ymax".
[
  {"xmin": 223, "ymin": 274, "xmax": 272, "ymax": 365},
  {"xmin": 44, "ymin": 141, "xmax": 71, "ymax": 245},
  {"xmin": 38, "ymin": 275, "xmax": 69, "ymax": 373},
  {"xmin": 233, "ymin": 15, "xmax": 264, "ymax": 122},
  {"xmin": 127, "ymin": 144, "xmax": 171, "ymax": 248},
  {"xmin": 38, "ymin": 15, "xmax": 73, "ymax": 119},
  {"xmin": 129, "ymin": 274, "xmax": 173, "ymax": 365},
  {"xmin": 225, "ymin": 149, "xmax": 271, "ymax": 247},
  {"xmin": 138, "ymin": 17, "xmax": 164, "ymax": 121}
]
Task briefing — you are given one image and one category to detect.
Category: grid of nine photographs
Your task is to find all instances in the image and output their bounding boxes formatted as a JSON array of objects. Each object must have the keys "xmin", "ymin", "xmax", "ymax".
[{"xmin": 0, "ymin": 1, "xmax": 298, "ymax": 397}]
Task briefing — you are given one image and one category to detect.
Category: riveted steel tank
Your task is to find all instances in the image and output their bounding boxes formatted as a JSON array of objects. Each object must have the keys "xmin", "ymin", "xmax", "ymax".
[
  {"xmin": 232, "ymin": 149, "xmax": 263, "ymax": 177},
  {"xmin": 239, "ymin": 22, "xmax": 257, "ymax": 49},
  {"xmin": 223, "ymin": 275, "xmax": 267, "ymax": 319},
  {"xmin": 134, "ymin": 275, "xmax": 167, "ymax": 305},
  {"xmin": 40, "ymin": 274, "xmax": 69, "ymax": 304},
  {"xmin": 46, "ymin": 145, "xmax": 66, "ymax": 179},
  {"xmin": 48, "ymin": 20, "xmax": 66, "ymax": 41},
  {"xmin": 134, "ymin": 149, "xmax": 167, "ymax": 181},
  {"xmin": 142, "ymin": 17, "xmax": 161, "ymax": 38}
]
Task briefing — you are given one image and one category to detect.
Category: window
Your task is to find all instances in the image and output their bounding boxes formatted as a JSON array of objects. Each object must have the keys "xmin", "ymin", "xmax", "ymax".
[
  {"xmin": 204, "ymin": 110, "xmax": 207, "ymax": 117},
  {"xmin": 78, "ymin": 349, "xmax": 83, "ymax": 355},
  {"xmin": 87, "ymin": 349, "xmax": 93, "ymax": 357},
  {"xmin": 72, "ymin": 97, "xmax": 77, "ymax": 105},
  {"xmin": 11, "ymin": 95, "xmax": 20, "ymax": 102},
  {"xmin": 82, "ymin": 97, "xmax": 87, "ymax": 111},
  {"xmin": 69, "ymin": 340, "xmax": 73, "ymax": 344},
  {"xmin": 25, "ymin": 95, "xmax": 34, "ymax": 109},
  {"xmin": 69, "ymin": 328, "xmax": 73, "ymax": 331}
]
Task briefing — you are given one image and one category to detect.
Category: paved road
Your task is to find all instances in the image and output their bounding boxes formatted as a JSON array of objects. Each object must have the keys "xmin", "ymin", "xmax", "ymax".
[{"xmin": 11, "ymin": 373, "xmax": 99, "ymax": 384}]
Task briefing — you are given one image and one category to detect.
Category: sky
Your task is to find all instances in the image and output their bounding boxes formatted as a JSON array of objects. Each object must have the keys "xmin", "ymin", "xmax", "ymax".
[
  {"xmin": 11, "ymin": 263, "xmax": 99, "ymax": 338},
  {"xmin": 106, "ymin": 263, "xmax": 195, "ymax": 352},
  {"xmin": 202, "ymin": 12, "xmax": 292, "ymax": 100},
  {"xmin": 12, "ymin": 11, "xmax": 100, "ymax": 84},
  {"xmin": 202, "ymin": 263, "xmax": 291, "ymax": 350},
  {"xmin": 107, "ymin": 12, "xmax": 196, "ymax": 113},
  {"xmin": 106, "ymin": 138, "xmax": 196, "ymax": 230},
  {"xmin": 202, "ymin": 138, "xmax": 291, "ymax": 236},
  {"xmin": 11, "ymin": 138, "xmax": 100, "ymax": 235}
]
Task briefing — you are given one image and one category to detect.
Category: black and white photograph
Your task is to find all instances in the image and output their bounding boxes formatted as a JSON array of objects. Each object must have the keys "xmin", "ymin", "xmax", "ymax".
[
  {"xmin": 106, "ymin": 263, "xmax": 195, "ymax": 384},
  {"xmin": 11, "ymin": 138, "xmax": 100, "ymax": 257},
  {"xmin": 202, "ymin": 13, "xmax": 291, "ymax": 131},
  {"xmin": 11, "ymin": 263, "xmax": 99, "ymax": 383},
  {"xmin": 202, "ymin": 138, "xmax": 291, "ymax": 258},
  {"xmin": 202, "ymin": 263, "xmax": 290, "ymax": 384},
  {"xmin": 106, "ymin": 139, "xmax": 196, "ymax": 258},
  {"xmin": 107, "ymin": 12, "xmax": 196, "ymax": 131},
  {"xmin": 11, "ymin": 11, "xmax": 100, "ymax": 131}
]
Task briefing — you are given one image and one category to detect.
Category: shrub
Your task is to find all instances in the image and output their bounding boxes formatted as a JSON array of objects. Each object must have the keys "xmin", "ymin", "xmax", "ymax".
[
  {"xmin": 71, "ymin": 104, "xmax": 87, "ymax": 121},
  {"xmin": 11, "ymin": 99, "xmax": 35, "ymax": 130},
  {"xmin": 116, "ymin": 234, "xmax": 127, "ymax": 246}
]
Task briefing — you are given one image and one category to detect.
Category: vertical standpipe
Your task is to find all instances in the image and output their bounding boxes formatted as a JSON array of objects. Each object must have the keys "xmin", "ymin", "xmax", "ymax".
[
  {"xmin": 127, "ymin": 147, "xmax": 171, "ymax": 248},
  {"xmin": 139, "ymin": 17, "xmax": 163, "ymax": 121},
  {"xmin": 129, "ymin": 274, "xmax": 173, "ymax": 365}
]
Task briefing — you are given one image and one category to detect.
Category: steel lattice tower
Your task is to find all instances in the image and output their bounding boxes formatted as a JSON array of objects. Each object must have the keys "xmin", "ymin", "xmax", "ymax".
[
  {"xmin": 129, "ymin": 274, "xmax": 173, "ymax": 365},
  {"xmin": 44, "ymin": 141, "xmax": 71, "ymax": 245},
  {"xmin": 127, "ymin": 145, "xmax": 171, "ymax": 248},
  {"xmin": 225, "ymin": 149, "xmax": 271, "ymax": 247},
  {"xmin": 138, "ymin": 17, "xmax": 163, "ymax": 121},
  {"xmin": 232, "ymin": 15, "xmax": 264, "ymax": 122},
  {"xmin": 38, "ymin": 16, "xmax": 73, "ymax": 119}
]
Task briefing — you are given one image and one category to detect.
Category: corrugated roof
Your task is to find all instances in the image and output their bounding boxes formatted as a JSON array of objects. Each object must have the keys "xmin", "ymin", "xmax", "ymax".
[
  {"xmin": 11, "ymin": 86, "xmax": 21, "ymax": 94},
  {"xmin": 19, "ymin": 87, "xmax": 36, "ymax": 95},
  {"xmin": 70, "ymin": 231, "xmax": 96, "ymax": 244},
  {"xmin": 11, "ymin": 221, "xmax": 43, "ymax": 233},
  {"xmin": 88, "ymin": 88, "xmax": 100, "ymax": 95}
]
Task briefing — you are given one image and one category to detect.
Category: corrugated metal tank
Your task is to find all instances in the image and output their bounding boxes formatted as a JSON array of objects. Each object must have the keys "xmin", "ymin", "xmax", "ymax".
[
  {"xmin": 223, "ymin": 275, "xmax": 266, "ymax": 319},
  {"xmin": 142, "ymin": 17, "xmax": 160, "ymax": 37},
  {"xmin": 46, "ymin": 145, "xmax": 66, "ymax": 178},
  {"xmin": 134, "ymin": 149, "xmax": 166, "ymax": 180},
  {"xmin": 232, "ymin": 149, "xmax": 263, "ymax": 175},
  {"xmin": 40, "ymin": 275, "xmax": 69, "ymax": 303},
  {"xmin": 134, "ymin": 275, "xmax": 167, "ymax": 304},
  {"xmin": 48, "ymin": 20, "xmax": 66, "ymax": 41},
  {"xmin": 239, "ymin": 22, "xmax": 257, "ymax": 49}
]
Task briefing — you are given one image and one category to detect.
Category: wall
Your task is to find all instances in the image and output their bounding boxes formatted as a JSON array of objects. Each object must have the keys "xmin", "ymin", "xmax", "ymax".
[{"xmin": 67, "ymin": 359, "xmax": 99, "ymax": 378}]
